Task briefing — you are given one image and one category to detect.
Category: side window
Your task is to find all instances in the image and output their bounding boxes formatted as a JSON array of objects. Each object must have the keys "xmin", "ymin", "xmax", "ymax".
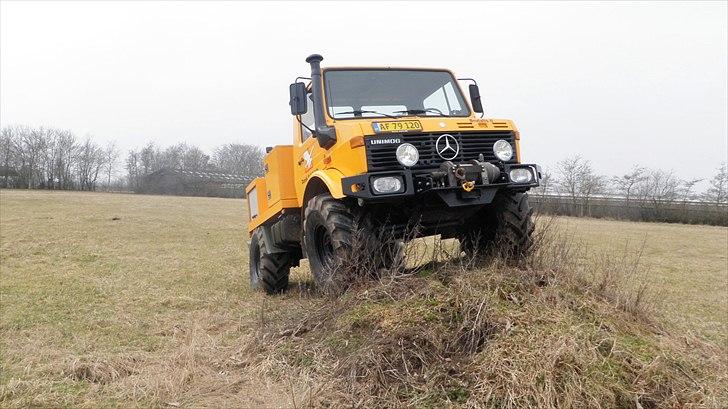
[{"xmin": 300, "ymin": 93, "xmax": 315, "ymax": 141}]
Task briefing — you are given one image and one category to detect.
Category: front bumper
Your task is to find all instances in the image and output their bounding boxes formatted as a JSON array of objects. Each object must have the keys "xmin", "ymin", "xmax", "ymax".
[{"xmin": 342, "ymin": 162, "xmax": 541, "ymax": 207}]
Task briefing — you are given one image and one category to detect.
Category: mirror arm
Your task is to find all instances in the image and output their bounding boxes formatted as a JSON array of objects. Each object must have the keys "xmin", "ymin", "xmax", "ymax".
[
  {"xmin": 458, "ymin": 77, "xmax": 478, "ymax": 86},
  {"xmin": 296, "ymin": 115, "xmax": 314, "ymax": 134}
]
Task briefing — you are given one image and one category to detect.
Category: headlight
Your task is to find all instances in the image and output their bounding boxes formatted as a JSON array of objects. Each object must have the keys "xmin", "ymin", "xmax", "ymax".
[
  {"xmin": 395, "ymin": 143, "xmax": 419, "ymax": 167},
  {"xmin": 509, "ymin": 168, "xmax": 533, "ymax": 183},
  {"xmin": 371, "ymin": 176, "xmax": 404, "ymax": 194},
  {"xmin": 493, "ymin": 140, "xmax": 513, "ymax": 161}
]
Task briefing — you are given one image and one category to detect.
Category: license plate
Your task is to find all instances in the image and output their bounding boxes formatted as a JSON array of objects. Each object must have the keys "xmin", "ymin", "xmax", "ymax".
[{"xmin": 372, "ymin": 120, "xmax": 422, "ymax": 133}]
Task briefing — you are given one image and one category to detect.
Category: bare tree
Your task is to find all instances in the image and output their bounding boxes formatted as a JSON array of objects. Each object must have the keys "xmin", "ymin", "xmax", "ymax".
[
  {"xmin": 555, "ymin": 155, "xmax": 582, "ymax": 210},
  {"xmin": 40, "ymin": 128, "xmax": 59, "ymax": 189},
  {"xmin": 0, "ymin": 127, "xmax": 18, "ymax": 187},
  {"xmin": 0, "ymin": 125, "xmax": 79, "ymax": 189},
  {"xmin": 702, "ymin": 163, "xmax": 727, "ymax": 205},
  {"xmin": 55, "ymin": 130, "xmax": 77, "ymax": 189},
  {"xmin": 611, "ymin": 165, "xmax": 647, "ymax": 203},
  {"xmin": 126, "ymin": 149, "xmax": 141, "ymax": 191},
  {"xmin": 76, "ymin": 137, "xmax": 106, "ymax": 191},
  {"xmin": 580, "ymin": 169, "xmax": 607, "ymax": 216},
  {"xmin": 139, "ymin": 142, "xmax": 161, "ymax": 176},
  {"xmin": 103, "ymin": 141, "xmax": 120, "ymax": 189},
  {"xmin": 181, "ymin": 145, "xmax": 210, "ymax": 171},
  {"xmin": 17, "ymin": 126, "xmax": 47, "ymax": 189},
  {"xmin": 635, "ymin": 169, "xmax": 681, "ymax": 216},
  {"xmin": 161, "ymin": 143, "xmax": 185, "ymax": 169},
  {"xmin": 678, "ymin": 178, "xmax": 703, "ymax": 202},
  {"xmin": 555, "ymin": 155, "xmax": 605, "ymax": 216},
  {"xmin": 212, "ymin": 143, "xmax": 264, "ymax": 178}
]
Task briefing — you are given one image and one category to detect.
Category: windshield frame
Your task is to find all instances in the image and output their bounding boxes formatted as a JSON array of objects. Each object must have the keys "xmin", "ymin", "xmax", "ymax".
[{"xmin": 322, "ymin": 68, "xmax": 473, "ymax": 121}]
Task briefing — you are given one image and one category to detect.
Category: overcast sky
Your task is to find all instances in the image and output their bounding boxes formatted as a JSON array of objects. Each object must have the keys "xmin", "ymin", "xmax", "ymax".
[{"xmin": 1, "ymin": 1, "xmax": 726, "ymax": 182}]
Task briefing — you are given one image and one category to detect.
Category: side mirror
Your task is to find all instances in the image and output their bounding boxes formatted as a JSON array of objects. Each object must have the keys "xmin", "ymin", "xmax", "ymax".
[
  {"xmin": 469, "ymin": 84, "xmax": 483, "ymax": 113},
  {"xmin": 289, "ymin": 82, "xmax": 307, "ymax": 115}
]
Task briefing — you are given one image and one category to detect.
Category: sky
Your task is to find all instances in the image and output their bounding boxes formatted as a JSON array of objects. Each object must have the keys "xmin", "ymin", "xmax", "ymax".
[{"xmin": 1, "ymin": 1, "xmax": 726, "ymax": 182}]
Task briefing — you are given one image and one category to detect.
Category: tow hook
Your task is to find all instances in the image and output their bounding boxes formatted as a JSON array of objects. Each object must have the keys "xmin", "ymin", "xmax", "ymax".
[{"xmin": 462, "ymin": 181, "xmax": 475, "ymax": 192}]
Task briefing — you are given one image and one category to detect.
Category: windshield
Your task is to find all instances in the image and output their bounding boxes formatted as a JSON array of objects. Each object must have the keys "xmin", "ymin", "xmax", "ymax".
[{"xmin": 324, "ymin": 69, "xmax": 471, "ymax": 119}]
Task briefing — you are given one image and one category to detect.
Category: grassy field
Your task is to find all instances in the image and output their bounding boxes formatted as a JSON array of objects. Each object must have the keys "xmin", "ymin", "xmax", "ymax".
[
  {"xmin": 1, "ymin": 190, "xmax": 726, "ymax": 407},
  {"xmin": 555, "ymin": 216, "xmax": 727, "ymax": 345}
]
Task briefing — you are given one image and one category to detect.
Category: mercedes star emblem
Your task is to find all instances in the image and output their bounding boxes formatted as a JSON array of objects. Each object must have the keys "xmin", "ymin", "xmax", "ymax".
[{"xmin": 435, "ymin": 134, "xmax": 459, "ymax": 160}]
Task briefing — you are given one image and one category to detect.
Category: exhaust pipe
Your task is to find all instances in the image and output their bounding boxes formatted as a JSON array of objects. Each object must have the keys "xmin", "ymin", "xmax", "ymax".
[{"xmin": 305, "ymin": 54, "xmax": 337, "ymax": 148}]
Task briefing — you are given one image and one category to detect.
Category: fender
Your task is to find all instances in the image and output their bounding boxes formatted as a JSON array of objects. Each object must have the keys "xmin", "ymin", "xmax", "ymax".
[{"xmin": 303, "ymin": 168, "xmax": 347, "ymax": 203}]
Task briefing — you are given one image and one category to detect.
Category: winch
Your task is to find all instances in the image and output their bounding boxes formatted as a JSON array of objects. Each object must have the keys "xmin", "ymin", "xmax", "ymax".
[{"xmin": 430, "ymin": 155, "xmax": 502, "ymax": 190}]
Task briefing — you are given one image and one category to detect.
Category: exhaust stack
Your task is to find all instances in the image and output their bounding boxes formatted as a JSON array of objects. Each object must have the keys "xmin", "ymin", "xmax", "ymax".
[{"xmin": 305, "ymin": 54, "xmax": 336, "ymax": 148}]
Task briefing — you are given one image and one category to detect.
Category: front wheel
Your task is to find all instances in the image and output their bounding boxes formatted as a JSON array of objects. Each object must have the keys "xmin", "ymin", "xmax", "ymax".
[
  {"xmin": 303, "ymin": 194, "xmax": 359, "ymax": 287},
  {"xmin": 303, "ymin": 193, "xmax": 398, "ymax": 290},
  {"xmin": 460, "ymin": 191, "xmax": 534, "ymax": 259}
]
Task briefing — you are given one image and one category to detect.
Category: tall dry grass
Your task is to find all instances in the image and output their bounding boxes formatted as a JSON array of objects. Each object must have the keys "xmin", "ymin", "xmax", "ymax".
[{"xmin": 243, "ymin": 217, "xmax": 726, "ymax": 408}]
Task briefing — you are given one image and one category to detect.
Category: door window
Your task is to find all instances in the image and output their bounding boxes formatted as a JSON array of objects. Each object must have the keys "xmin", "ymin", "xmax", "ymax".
[{"xmin": 300, "ymin": 92, "xmax": 315, "ymax": 141}]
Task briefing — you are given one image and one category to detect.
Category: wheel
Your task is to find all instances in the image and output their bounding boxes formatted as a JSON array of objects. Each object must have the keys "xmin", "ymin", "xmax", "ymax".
[
  {"xmin": 304, "ymin": 193, "xmax": 405, "ymax": 289},
  {"xmin": 460, "ymin": 191, "xmax": 534, "ymax": 259},
  {"xmin": 249, "ymin": 228, "xmax": 291, "ymax": 294},
  {"xmin": 303, "ymin": 193, "xmax": 360, "ymax": 287}
]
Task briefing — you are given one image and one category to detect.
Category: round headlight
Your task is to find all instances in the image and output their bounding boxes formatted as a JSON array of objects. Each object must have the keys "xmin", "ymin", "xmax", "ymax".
[
  {"xmin": 396, "ymin": 143, "xmax": 419, "ymax": 167},
  {"xmin": 493, "ymin": 140, "xmax": 513, "ymax": 162}
]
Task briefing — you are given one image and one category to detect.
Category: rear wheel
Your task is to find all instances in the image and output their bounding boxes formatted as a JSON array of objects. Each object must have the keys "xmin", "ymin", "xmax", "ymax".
[
  {"xmin": 249, "ymin": 228, "xmax": 291, "ymax": 294},
  {"xmin": 460, "ymin": 191, "xmax": 534, "ymax": 259}
]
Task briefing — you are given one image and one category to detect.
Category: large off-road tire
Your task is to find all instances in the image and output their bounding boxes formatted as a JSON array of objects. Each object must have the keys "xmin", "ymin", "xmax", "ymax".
[
  {"xmin": 249, "ymin": 228, "xmax": 291, "ymax": 294},
  {"xmin": 304, "ymin": 194, "xmax": 404, "ymax": 289},
  {"xmin": 303, "ymin": 194, "xmax": 360, "ymax": 286},
  {"xmin": 460, "ymin": 191, "xmax": 534, "ymax": 259}
]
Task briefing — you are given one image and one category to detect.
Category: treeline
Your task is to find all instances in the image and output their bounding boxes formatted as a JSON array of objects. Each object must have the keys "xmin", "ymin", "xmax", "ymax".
[
  {"xmin": 533, "ymin": 155, "xmax": 727, "ymax": 216},
  {"xmin": 125, "ymin": 142, "xmax": 263, "ymax": 191},
  {"xmin": 0, "ymin": 125, "xmax": 264, "ymax": 191},
  {"xmin": 1, "ymin": 125, "xmax": 726, "ymax": 212},
  {"xmin": 0, "ymin": 125, "xmax": 120, "ymax": 190}
]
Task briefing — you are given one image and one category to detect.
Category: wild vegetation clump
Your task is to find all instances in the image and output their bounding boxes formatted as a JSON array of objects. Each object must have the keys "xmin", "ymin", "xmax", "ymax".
[{"xmin": 245, "ymin": 219, "xmax": 727, "ymax": 408}]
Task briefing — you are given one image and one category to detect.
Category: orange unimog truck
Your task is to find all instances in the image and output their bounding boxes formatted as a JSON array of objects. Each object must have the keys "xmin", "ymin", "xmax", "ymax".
[{"xmin": 246, "ymin": 54, "xmax": 541, "ymax": 294}]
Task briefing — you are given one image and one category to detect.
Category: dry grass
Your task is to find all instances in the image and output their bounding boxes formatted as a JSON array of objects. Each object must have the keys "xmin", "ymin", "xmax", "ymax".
[
  {"xmin": 245, "ymin": 217, "xmax": 726, "ymax": 407},
  {"xmin": 1, "ymin": 190, "xmax": 726, "ymax": 408},
  {"xmin": 556, "ymin": 216, "xmax": 728, "ymax": 346},
  {"xmin": 0, "ymin": 190, "xmax": 286, "ymax": 408}
]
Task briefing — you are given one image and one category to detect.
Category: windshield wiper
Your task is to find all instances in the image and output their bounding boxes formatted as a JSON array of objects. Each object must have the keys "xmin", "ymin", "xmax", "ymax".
[
  {"xmin": 394, "ymin": 108, "xmax": 450, "ymax": 117},
  {"xmin": 334, "ymin": 110, "xmax": 398, "ymax": 119}
]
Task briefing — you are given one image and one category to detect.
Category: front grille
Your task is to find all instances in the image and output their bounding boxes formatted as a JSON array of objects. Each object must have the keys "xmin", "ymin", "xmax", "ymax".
[{"xmin": 366, "ymin": 131, "xmax": 516, "ymax": 172}]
